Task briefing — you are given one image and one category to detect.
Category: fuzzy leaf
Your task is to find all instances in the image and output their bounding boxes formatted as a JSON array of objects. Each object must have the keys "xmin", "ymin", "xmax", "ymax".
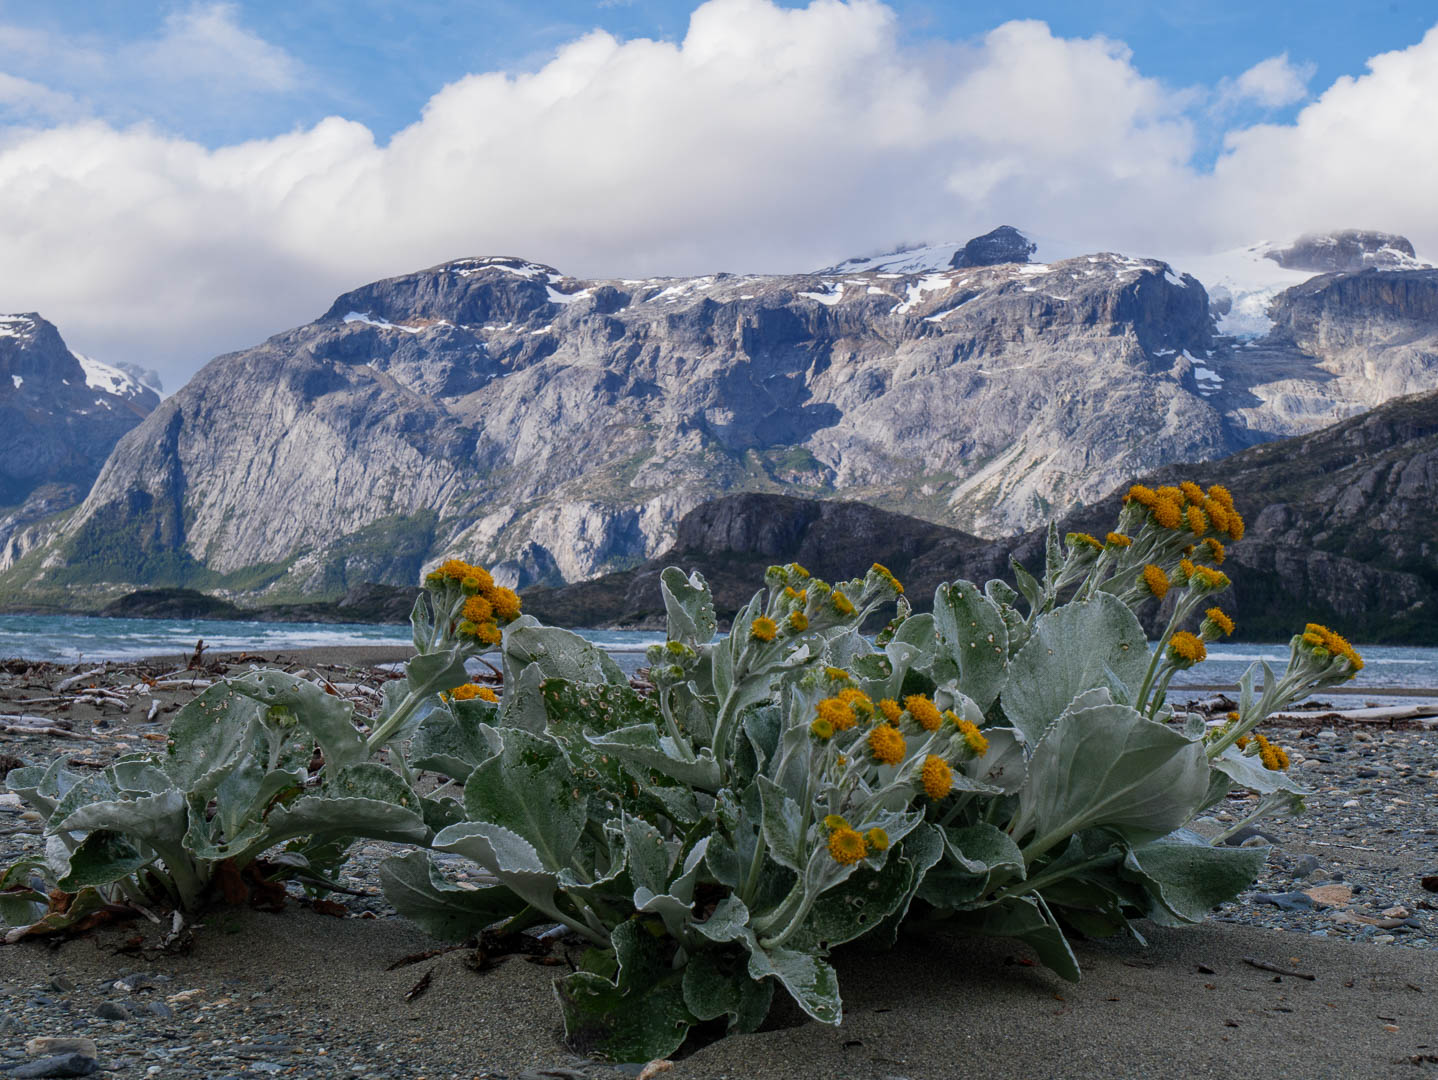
[
  {"xmin": 661, "ymin": 567, "xmax": 717, "ymax": 646},
  {"xmin": 56, "ymin": 830, "xmax": 150, "ymax": 891},
  {"xmin": 231, "ymin": 669, "xmax": 368, "ymax": 770},
  {"xmin": 933, "ymin": 581, "xmax": 1010, "ymax": 711},
  {"xmin": 1123, "ymin": 829, "xmax": 1266, "ymax": 926},
  {"xmin": 463, "ymin": 728, "xmax": 585, "ymax": 870},
  {"xmin": 1000, "ymin": 595, "xmax": 1149, "ymax": 745},
  {"xmin": 379, "ymin": 849, "xmax": 525, "ymax": 941}
]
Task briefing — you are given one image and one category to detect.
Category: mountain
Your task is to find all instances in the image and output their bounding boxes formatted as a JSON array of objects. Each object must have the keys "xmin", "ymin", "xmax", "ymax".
[
  {"xmin": 525, "ymin": 386, "xmax": 1438, "ymax": 644},
  {"xmin": 4, "ymin": 228, "xmax": 1436, "ymax": 607},
  {"xmin": 0, "ymin": 313, "xmax": 160, "ymax": 570}
]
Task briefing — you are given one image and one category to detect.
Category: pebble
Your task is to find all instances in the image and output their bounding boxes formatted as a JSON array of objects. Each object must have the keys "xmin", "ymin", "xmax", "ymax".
[
  {"xmin": 93, "ymin": 1002, "xmax": 129, "ymax": 1021},
  {"xmin": 1251, "ymin": 891, "xmax": 1315, "ymax": 911}
]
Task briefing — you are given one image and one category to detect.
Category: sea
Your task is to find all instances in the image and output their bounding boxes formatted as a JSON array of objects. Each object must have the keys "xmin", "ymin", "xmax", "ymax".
[{"xmin": 0, "ymin": 615, "xmax": 1433, "ymax": 706}]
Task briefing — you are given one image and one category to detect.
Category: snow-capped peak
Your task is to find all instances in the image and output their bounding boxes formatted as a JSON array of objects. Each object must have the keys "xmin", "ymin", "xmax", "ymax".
[
  {"xmin": 74, "ymin": 353, "xmax": 161, "ymax": 402},
  {"xmin": 817, "ymin": 242, "xmax": 967, "ymax": 276},
  {"xmin": 0, "ymin": 314, "xmax": 36, "ymax": 339}
]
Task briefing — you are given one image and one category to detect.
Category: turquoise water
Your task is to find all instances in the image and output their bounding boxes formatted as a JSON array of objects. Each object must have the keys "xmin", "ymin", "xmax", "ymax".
[{"xmin": 1, "ymin": 615, "xmax": 1432, "ymax": 704}]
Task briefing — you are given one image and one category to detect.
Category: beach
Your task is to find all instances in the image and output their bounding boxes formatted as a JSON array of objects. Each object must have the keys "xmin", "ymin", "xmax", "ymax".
[{"xmin": 2, "ymin": 647, "xmax": 1436, "ymax": 1078}]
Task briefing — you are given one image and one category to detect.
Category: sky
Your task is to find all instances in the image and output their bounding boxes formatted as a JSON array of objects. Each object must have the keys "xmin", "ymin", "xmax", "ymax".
[{"xmin": 2, "ymin": 0, "xmax": 1437, "ymax": 390}]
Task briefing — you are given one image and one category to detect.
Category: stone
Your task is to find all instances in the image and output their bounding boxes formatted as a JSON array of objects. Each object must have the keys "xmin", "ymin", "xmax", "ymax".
[
  {"xmin": 22, "ymin": 1040, "xmax": 97, "ymax": 1060},
  {"xmin": 1290, "ymin": 854, "xmax": 1322, "ymax": 879},
  {"xmin": 1303, "ymin": 884, "xmax": 1354, "ymax": 907},
  {"xmin": 94, "ymin": 1002, "xmax": 129, "ymax": 1021},
  {"xmin": 1251, "ymin": 891, "xmax": 1315, "ymax": 911},
  {"xmin": 2, "ymin": 1053, "xmax": 101, "ymax": 1078}
]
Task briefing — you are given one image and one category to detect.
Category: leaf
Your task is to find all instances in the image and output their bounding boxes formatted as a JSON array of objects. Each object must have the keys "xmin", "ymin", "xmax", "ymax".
[
  {"xmin": 783, "ymin": 835, "xmax": 928, "ymax": 953},
  {"xmin": 1000, "ymin": 595, "xmax": 1150, "ymax": 745},
  {"xmin": 378, "ymin": 849, "xmax": 526, "ymax": 941},
  {"xmin": 162, "ymin": 683, "xmax": 262, "ymax": 791},
  {"xmin": 266, "ymin": 766, "xmax": 429, "ymax": 848},
  {"xmin": 942, "ymin": 823, "xmax": 1025, "ymax": 879},
  {"xmin": 660, "ymin": 567, "xmax": 717, "ymax": 646},
  {"xmin": 503, "ymin": 625, "xmax": 626, "ymax": 688},
  {"xmin": 557, "ymin": 920, "xmax": 695, "ymax": 1062},
  {"xmin": 745, "ymin": 945, "xmax": 842, "ymax": 1025},
  {"xmin": 231, "ymin": 669, "xmax": 368, "ymax": 770},
  {"xmin": 757, "ymin": 776, "xmax": 805, "ymax": 873},
  {"xmin": 431, "ymin": 820, "xmax": 559, "ymax": 911},
  {"xmin": 5, "ymin": 759, "xmax": 85, "ymax": 821},
  {"xmin": 933, "ymin": 581, "xmax": 1010, "ymax": 711},
  {"xmin": 1008, "ymin": 703, "xmax": 1211, "ymax": 856},
  {"xmin": 681, "ymin": 949, "xmax": 774, "ymax": 1034},
  {"xmin": 585, "ymin": 726, "xmax": 722, "ymax": 792},
  {"xmin": 1010, "ymin": 558, "xmax": 1043, "ymax": 617},
  {"xmin": 55, "ymin": 789, "xmax": 189, "ymax": 848},
  {"xmin": 953, "ymin": 894, "xmax": 1081, "ymax": 982},
  {"xmin": 56, "ymin": 830, "xmax": 150, "ymax": 891},
  {"xmin": 463, "ymin": 729, "xmax": 586, "ymax": 870},
  {"xmin": 408, "ymin": 701, "xmax": 492, "ymax": 780},
  {"xmin": 1123, "ymin": 829, "xmax": 1266, "ymax": 926},
  {"xmin": 404, "ymin": 647, "xmax": 472, "ymax": 702},
  {"xmin": 964, "ymin": 725, "xmax": 1026, "ymax": 795},
  {"xmin": 1210, "ymin": 744, "xmax": 1310, "ymax": 797}
]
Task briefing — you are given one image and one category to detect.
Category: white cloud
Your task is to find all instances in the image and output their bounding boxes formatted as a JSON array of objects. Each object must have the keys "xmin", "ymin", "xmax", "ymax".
[
  {"xmin": 1218, "ymin": 52, "xmax": 1315, "ymax": 109},
  {"xmin": 0, "ymin": 0, "xmax": 1434, "ymax": 391},
  {"xmin": 134, "ymin": 3, "xmax": 302, "ymax": 94},
  {"xmin": 0, "ymin": 73, "xmax": 82, "ymax": 124}
]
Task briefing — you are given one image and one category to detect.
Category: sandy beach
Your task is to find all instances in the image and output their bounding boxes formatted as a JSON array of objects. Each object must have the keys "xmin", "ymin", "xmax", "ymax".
[{"xmin": 2, "ymin": 646, "xmax": 1436, "ymax": 1078}]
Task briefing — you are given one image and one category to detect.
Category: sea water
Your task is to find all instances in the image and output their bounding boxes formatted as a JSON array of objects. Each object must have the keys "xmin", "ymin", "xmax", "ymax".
[{"xmin": 1, "ymin": 615, "xmax": 1432, "ymax": 704}]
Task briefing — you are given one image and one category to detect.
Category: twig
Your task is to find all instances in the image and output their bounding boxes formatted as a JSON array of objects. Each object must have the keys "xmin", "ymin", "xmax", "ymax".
[
  {"xmin": 0, "ymin": 719, "xmax": 101, "ymax": 741},
  {"xmin": 1243, "ymin": 956, "xmax": 1315, "ymax": 980},
  {"xmin": 55, "ymin": 666, "xmax": 106, "ymax": 692},
  {"xmin": 146, "ymin": 699, "xmax": 160, "ymax": 723}
]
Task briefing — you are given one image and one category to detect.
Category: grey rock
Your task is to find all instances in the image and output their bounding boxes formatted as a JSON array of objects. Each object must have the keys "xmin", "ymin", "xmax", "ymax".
[
  {"xmin": 1251, "ymin": 891, "xmax": 1316, "ymax": 911},
  {"xmin": 1290, "ymin": 854, "xmax": 1322, "ymax": 879},
  {"xmin": 1266, "ymin": 230, "xmax": 1419, "ymax": 273},
  {"xmin": 143, "ymin": 1002, "xmax": 174, "ymax": 1019},
  {"xmin": 22, "ymin": 1041, "xmax": 96, "ymax": 1060},
  {"xmin": 46, "ymin": 978, "xmax": 75, "ymax": 994},
  {"xmin": 950, "ymin": 225, "xmax": 1036, "ymax": 268},
  {"xmin": 1, "ymin": 1054, "xmax": 100, "ymax": 1078},
  {"xmin": 94, "ymin": 1002, "xmax": 129, "ymax": 1021}
]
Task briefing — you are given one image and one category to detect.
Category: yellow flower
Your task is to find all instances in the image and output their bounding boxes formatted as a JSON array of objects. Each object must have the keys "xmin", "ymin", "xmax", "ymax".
[
  {"xmin": 827, "ymin": 827, "xmax": 867, "ymax": 865},
  {"xmin": 1167, "ymin": 631, "xmax": 1207, "ymax": 665},
  {"xmin": 865, "ymin": 827, "xmax": 890, "ymax": 852},
  {"xmin": 832, "ymin": 590, "xmax": 856, "ymax": 616},
  {"xmin": 952, "ymin": 715, "xmax": 989, "ymax": 757},
  {"xmin": 1152, "ymin": 497, "xmax": 1183, "ymax": 530},
  {"xmin": 810, "ymin": 717, "xmax": 835, "ymax": 740},
  {"xmin": 1226, "ymin": 710, "xmax": 1240, "ymax": 723},
  {"xmin": 790, "ymin": 563, "xmax": 811, "ymax": 579},
  {"xmin": 920, "ymin": 755, "xmax": 954, "ymax": 799},
  {"xmin": 878, "ymin": 698, "xmax": 903, "ymax": 724},
  {"xmin": 1155, "ymin": 485, "xmax": 1184, "ymax": 504},
  {"xmin": 1204, "ymin": 499, "xmax": 1231, "ymax": 533},
  {"xmin": 1207, "ymin": 484, "xmax": 1235, "ymax": 511},
  {"xmin": 1068, "ymin": 532, "xmax": 1103, "ymax": 552},
  {"xmin": 1203, "ymin": 607, "xmax": 1235, "ymax": 636},
  {"xmin": 868, "ymin": 724, "xmax": 906, "ymax": 766},
  {"xmin": 825, "ymin": 667, "xmax": 851, "ymax": 683},
  {"xmin": 1106, "ymin": 532, "xmax": 1133, "ymax": 548},
  {"xmin": 462, "ymin": 595, "xmax": 494, "ymax": 624},
  {"xmin": 1226, "ymin": 509, "xmax": 1246, "ymax": 542},
  {"xmin": 871, "ymin": 562, "xmax": 905, "ymax": 594},
  {"xmin": 750, "ymin": 616, "xmax": 778, "ymax": 642},
  {"xmin": 447, "ymin": 683, "xmax": 497, "ymax": 702},
  {"xmin": 787, "ymin": 611, "xmax": 809, "ymax": 632},
  {"xmin": 822, "ymin": 814, "xmax": 848, "ymax": 831},
  {"xmin": 836, "ymin": 687, "xmax": 874, "ymax": 718},
  {"xmin": 1302, "ymin": 623, "xmax": 1364, "ymax": 672},
  {"xmin": 815, "ymin": 697, "xmax": 857, "ymax": 732},
  {"xmin": 1140, "ymin": 564, "xmax": 1170, "ymax": 599},
  {"xmin": 437, "ymin": 558, "xmax": 479, "ymax": 582},
  {"xmin": 1125, "ymin": 484, "xmax": 1158, "ymax": 508},
  {"xmin": 1235, "ymin": 734, "xmax": 1251, "ymax": 749},
  {"xmin": 1185, "ymin": 504, "xmax": 1208, "ymax": 534},
  {"xmin": 1179, "ymin": 481, "xmax": 1205, "ymax": 504},
  {"xmin": 904, "ymin": 694, "xmax": 943, "ymax": 732},
  {"xmin": 836, "ymin": 755, "xmax": 848, "ymax": 767},
  {"xmin": 1191, "ymin": 565, "xmax": 1230, "ymax": 591},
  {"xmin": 1202, "ymin": 537, "xmax": 1226, "ymax": 564},
  {"xmin": 489, "ymin": 586, "xmax": 522, "ymax": 622}
]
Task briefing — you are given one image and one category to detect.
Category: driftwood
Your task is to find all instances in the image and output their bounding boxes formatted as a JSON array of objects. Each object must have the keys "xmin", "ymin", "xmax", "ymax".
[{"xmin": 53, "ymin": 666, "xmax": 106, "ymax": 693}]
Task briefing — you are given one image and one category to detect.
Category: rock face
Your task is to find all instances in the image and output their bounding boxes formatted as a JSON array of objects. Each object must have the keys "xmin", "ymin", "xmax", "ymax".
[
  {"xmin": 528, "ymin": 387, "xmax": 1438, "ymax": 644},
  {"xmin": 0, "ymin": 314, "xmax": 159, "ymax": 568},
  {"xmin": 949, "ymin": 226, "xmax": 1036, "ymax": 268},
  {"xmin": 1267, "ymin": 230, "xmax": 1419, "ymax": 274},
  {"xmin": 8, "ymin": 228, "xmax": 1438, "ymax": 604}
]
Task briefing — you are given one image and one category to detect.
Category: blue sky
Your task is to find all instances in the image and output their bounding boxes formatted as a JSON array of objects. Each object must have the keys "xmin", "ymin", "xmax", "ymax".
[
  {"xmin": 6, "ymin": 0, "xmax": 1433, "ymax": 149},
  {"xmin": 2, "ymin": 0, "xmax": 1437, "ymax": 388}
]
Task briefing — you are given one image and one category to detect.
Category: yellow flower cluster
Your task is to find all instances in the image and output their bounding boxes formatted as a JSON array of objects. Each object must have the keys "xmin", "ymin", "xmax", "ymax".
[
  {"xmin": 868, "ymin": 723, "xmax": 907, "ymax": 765},
  {"xmin": 947, "ymin": 711, "xmax": 989, "ymax": 757},
  {"xmin": 750, "ymin": 616, "xmax": 778, "ymax": 642},
  {"xmin": 445, "ymin": 683, "xmax": 498, "ymax": 703},
  {"xmin": 878, "ymin": 698, "xmax": 904, "ymax": 724},
  {"xmin": 1203, "ymin": 607, "xmax": 1236, "ymax": 637},
  {"xmin": 870, "ymin": 562, "xmax": 905, "ymax": 595},
  {"xmin": 1252, "ymin": 732, "xmax": 1291, "ymax": 771},
  {"xmin": 831, "ymin": 590, "xmax": 856, "ymax": 616},
  {"xmin": 1125, "ymin": 481, "xmax": 1245, "ymax": 543},
  {"xmin": 1167, "ymin": 630, "xmax": 1207, "ymax": 665},
  {"xmin": 425, "ymin": 559, "xmax": 521, "ymax": 646},
  {"xmin": 1068, "ymin": 532, "xmax": 1104, "ymax": 552},
  {"xmin": 827, "ymin": 825, "xmax": 867, "ymax": 865},
  {"xmin": 921, "ymin": 755, "xmax": 954, "ymax": 799},
  {"xmin": 1141, "ymin": 564, "xmax": 1171, "ymax": 599},
  {"xmin": 1106, "ymin": 532, "xmax": 1132, "ymax": 548},
  {"xmin": 1300, "ymin": 623, "xmax": 1364, "ymax": 672},
  {"xmin": 787, "ymin": 611, "xmax": 809, "ymax": 632},
  {"xmin": 904, "ymin": 694, "xmax": 943, "ymax": 732}
]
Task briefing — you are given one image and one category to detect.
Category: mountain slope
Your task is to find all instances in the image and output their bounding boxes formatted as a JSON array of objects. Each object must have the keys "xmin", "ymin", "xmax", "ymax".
[
  {"xmin": 0, "ymin": 313, "xmax": 160, "ymax": 569},
  {"xmin": 8, "ymin": 228, "xmax": 1438, "ymax": 605},
  {"xmin": 527, "ymin": 387, "xmax": 1438, "ymax": 643}
]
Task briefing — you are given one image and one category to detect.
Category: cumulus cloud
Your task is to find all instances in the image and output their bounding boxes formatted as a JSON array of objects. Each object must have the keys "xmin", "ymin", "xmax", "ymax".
[
  {"xmin": 0, "ymin": 0, "xmax": 1434, "ymax": 390},
  {"xmin": 1217, "ymin": 52, "xmax": 1315, "ymax": 109}
]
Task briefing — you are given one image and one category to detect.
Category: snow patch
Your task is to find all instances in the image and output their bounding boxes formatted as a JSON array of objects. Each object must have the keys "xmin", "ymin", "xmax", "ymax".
[
  {"xmin": 75, "ymin": 353, "xmax": 153, "ymax": 401},
  {"xmin": 893, "ymin": 274, "xmax": 952, "ymax": 315},
  {"xmin": 818, "ymin": 243, "xmax": 961, "ymax": 276},
  {"xmin": 343, "ymin": 311, "xmax": 423, "ymax": 334},
  {"xmin": 0, "ymin": 315, "xmax": 34, "ymax": 338},
  {"xmin": 798, "ymin": 281, "xmax": 844, "ymax": 306},
  {"xmin": 546, "ymin": 286, "xmax": 592, "ymax": 305},
  {"xmin": 9, "ymin": 375, "xmax": 20, "ymax": 389}
]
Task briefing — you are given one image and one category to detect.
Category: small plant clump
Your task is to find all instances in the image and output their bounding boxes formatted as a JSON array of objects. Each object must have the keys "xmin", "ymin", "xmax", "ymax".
[{"xmin": 2, "ymin": 487, "xmax": 1363, "ymax": 1060}]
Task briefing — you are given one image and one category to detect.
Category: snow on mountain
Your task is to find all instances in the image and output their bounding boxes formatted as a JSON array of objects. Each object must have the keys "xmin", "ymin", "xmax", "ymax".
[
  {"xmin": 74, "ymin": 353, "xmax": 163, "ymax": 402},
  {"xmin": 818, "ymin": 242, "xmax": 967, "ymax": 275}
]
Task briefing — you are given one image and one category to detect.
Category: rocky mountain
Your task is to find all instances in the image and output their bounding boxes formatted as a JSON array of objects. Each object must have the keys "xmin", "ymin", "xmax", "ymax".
[
  {"xmin": 526, "ymin": 386, "xmax": 1438, "ymax": 644},
  {"xmin": 4, "ymin": 227, "xmax": 1436, "ymax": 607},
  {"xmin": 0, "ymin": 314, "xmax": 160, "ymax": 569}
]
